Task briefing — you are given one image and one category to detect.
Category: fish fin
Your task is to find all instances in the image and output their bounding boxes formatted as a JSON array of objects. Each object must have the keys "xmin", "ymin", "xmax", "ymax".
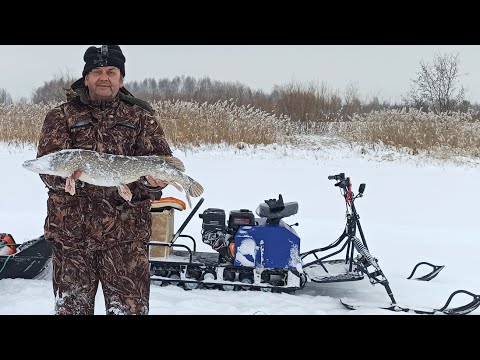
[
  {"xmin": 166, "ymin": 180, "xmax": 191, "ymax": 208},
  {"xmin": 65, "ymin": 177, "xmax": 76, "ymax": 196},
  {"xmin": 118, "ymin": 184, "xmax": 133, "ymax": 202},
  {"xmin": 158, "ymin": 156, "xmax": 186, "ymax": 172},
  {"xmin": 168, "ymin": 181, "xmax": 184, "ymax": 193},
  {"xmin": 186, "ymin": 176, "xmax": 204, "ymax": 197},
  {"xmin": 183, "ymin": 190, "xmax": 192, "ymax": 208}
]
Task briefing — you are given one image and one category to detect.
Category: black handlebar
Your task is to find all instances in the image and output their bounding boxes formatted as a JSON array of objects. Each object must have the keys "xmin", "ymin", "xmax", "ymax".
[
  {"xmin": 328, "ymin": 173, "xmax": 345, "ymax": 181},
  {"xmin": 328, "ymin": 172, "xmax": 365, "ymax": 201},
  {"xmin": 328, "ymin": 173, "xmax": 351, "ymax": 189}
]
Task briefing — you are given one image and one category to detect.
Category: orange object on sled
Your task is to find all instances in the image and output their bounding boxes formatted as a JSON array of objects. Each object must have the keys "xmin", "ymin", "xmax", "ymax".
[
  {"xmin": 151, "ymin": 197, "xmax": 187, "ymax": 211},
  {"xmin": 0, "ymin": 233, "xmax": 17, "ymax": 256}
]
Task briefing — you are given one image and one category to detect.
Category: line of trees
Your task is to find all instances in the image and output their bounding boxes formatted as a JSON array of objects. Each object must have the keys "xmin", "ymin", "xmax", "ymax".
[
  {"xmin": 2, "ymin": 52, "xmax": 477, "ymax": 122},
  {"xmin": 0, "ymin": 89, "xmax": 12, "ymax": 105}
]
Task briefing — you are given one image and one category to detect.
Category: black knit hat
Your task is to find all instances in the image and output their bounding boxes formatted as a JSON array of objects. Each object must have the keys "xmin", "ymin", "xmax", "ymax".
[{"xmin": 82, "ymin": 45, "xmax": 126, "ymax": 78}]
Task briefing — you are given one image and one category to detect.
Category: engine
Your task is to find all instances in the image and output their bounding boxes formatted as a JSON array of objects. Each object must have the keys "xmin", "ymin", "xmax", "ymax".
[{"xmin": 199, "ymin": 208, "xmax": 255, "ymax": 263}]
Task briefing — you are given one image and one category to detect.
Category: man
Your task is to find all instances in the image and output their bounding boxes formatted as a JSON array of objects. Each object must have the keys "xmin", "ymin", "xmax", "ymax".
[{"xmin": 37, "ymin": 45, "xmax": 172, "ymax": 315}]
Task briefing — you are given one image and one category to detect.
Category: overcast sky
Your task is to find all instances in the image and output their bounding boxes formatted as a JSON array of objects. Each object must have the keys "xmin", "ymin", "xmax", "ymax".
[{"xmin": 2, "ymin": 45, "xmax": 480, "ymax": 104}]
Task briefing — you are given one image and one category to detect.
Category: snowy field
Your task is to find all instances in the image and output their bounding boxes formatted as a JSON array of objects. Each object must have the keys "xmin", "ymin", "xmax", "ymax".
[{"xmin": 1, "ymin": 139, "xmax": 479, "ymax": 315}]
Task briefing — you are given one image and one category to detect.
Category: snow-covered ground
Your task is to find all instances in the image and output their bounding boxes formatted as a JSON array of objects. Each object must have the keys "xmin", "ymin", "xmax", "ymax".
[{"xmin": 1, "ymin": 140, "xmax": 479, "ymax": 315}]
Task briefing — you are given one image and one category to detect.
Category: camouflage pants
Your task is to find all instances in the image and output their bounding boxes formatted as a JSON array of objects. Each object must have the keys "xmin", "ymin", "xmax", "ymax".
[{"xmin": 52, "ymin": 240, "xmax": 150, "ymax": 315}]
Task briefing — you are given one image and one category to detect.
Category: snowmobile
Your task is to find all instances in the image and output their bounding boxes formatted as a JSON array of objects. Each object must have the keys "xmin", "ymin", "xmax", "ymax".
[
  {"xmin": 149, "ymin": 195, "xmax": 307, "ymax": 292},
  {"xmin": 0, "ymin": 234, "xmax": 52, "ymax": 280},
  {"xmin": 148, "ymin": 173, "xmax": 480, "ymax": 315}
]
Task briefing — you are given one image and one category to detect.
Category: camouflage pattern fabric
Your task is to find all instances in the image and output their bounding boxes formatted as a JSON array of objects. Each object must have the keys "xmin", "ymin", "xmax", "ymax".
[
  {"xmin": 53, "ymin": 241, "xmax": 150, "ymax": 315},
  {"xmin": 37, "ymin": 80, "xmax": 172, "ymax": 314}
]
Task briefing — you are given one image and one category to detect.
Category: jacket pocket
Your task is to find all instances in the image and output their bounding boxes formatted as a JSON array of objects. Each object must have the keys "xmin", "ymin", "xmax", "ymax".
[
  {"xmin": 45, "ymin": 193, "xmax": 86, "ymax": 245},
  {"xmin": 107, "ymin": 119, "xmax": 139, "ymax": 154},
  {"xmin": 69, "ymin": 118, "xmax": 96, "ymax": 148},
  {"xmin": 113, "ymin": 120, "xmax": 137, "ymax": 130}
]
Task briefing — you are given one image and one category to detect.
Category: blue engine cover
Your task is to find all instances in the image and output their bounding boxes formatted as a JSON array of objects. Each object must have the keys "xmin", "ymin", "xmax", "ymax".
[{"xmin": 233, "ymin": 218, "xmax": 301, "ymax": 270}]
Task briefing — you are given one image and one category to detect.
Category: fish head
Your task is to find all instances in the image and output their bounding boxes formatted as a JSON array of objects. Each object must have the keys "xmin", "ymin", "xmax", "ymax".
[
  {"xmin": 22, "ymin": 153, "xmax": 59, "ymax": 175},
  {"xmin": 22, "ymin": 158, "xmax": 41, "ymax": 172}
]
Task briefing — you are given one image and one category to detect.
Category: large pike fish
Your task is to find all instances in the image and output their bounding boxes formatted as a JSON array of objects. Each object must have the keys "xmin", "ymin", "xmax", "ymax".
[{"xmin": 22, "ymin": 149, "xmax": 204, "ymax": 207}]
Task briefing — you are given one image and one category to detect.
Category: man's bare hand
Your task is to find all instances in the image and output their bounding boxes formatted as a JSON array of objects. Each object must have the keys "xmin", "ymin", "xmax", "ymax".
[
  {"xmin": 65, "ymin": 169, "xmax": 82, "ymax": 195},
  {"xmin": 72, "ymin": 169, "xmax": 82, "ymax": 180},
  {"xmin": 145, "ymin": 175, "xmax": 168, "ymax": 189}
]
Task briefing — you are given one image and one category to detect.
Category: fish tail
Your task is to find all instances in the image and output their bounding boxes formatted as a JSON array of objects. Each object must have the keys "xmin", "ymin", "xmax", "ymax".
[{"xmin": 186, "ymin": 176, "xmax": 204, "ymax": 197}]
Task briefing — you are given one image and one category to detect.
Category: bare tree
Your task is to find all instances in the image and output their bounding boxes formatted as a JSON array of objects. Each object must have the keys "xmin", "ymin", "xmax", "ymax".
[
  {"xmin": 16, "ymin": 97, "xmax": 29, "ymax": 105},
  {"xmin": 405, "ymin": 52, "xmax": 466, "ymax": 114},
  {"xmin": 342, "ymin": 81, "xmax": 362, "ymax": 118},
  {"xmin": 0, "ymin": 88, "xmax": 13, "ymax": 105},
  {"xmin": 31, "ymin": 68, "xmax": 77, "ymax": 104}
]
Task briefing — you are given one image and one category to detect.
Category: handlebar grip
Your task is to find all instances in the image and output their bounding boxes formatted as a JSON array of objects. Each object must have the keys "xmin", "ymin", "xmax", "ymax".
[{"xmin": 328, "ymin": 173, "xmax": 345, "ymax": 181}]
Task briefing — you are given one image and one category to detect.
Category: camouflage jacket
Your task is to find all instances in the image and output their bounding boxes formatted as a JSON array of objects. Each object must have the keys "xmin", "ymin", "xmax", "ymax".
[{"xmin": 37, "ymin": 79, "xmax": 172, "ymax": 250}]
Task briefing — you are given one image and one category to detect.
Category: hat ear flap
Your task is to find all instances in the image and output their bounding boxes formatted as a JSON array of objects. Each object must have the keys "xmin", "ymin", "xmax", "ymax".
[
  {"xmin": 83, "ymin": 46, "xmax": 98, "ymax": 62},
  {"xmin": 107, "ymin": 45, "xmax": 122, "ymax": 52}
]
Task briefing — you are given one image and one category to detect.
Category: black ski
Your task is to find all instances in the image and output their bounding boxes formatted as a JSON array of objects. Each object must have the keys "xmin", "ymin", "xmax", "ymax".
[
  {"xmin": 406, "ymin": 261, "xmax": 445, "ymax": 281},
  {"xmin": 340, "ymin": 289, "xmax": 480, "ymax": 315}
]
